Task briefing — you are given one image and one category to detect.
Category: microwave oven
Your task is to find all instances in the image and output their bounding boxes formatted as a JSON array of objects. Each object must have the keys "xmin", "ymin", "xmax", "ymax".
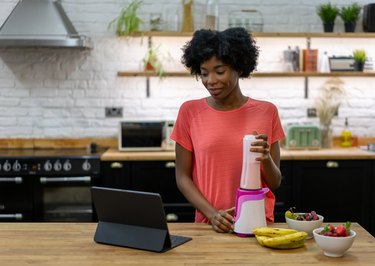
[{"xmin": 118, "ymin": 121, "xmax": 175, "ymax": 151}]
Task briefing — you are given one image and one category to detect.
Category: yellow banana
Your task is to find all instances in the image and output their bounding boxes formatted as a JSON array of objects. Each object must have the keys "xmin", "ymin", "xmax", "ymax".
[
  {"xmin": 255, "ymin": 235, "xmax": 269, "ymax": 246},
  {"xmin": 268, "ymin": 239, "xmax": 305, "ymax": 249},
  {"xmin": 262, "ymin": 231, "xmax": 307, "ymax": 247},
  {"xmin": 253, "ymin": 227, "xmax": 298, "ymax": 237}
]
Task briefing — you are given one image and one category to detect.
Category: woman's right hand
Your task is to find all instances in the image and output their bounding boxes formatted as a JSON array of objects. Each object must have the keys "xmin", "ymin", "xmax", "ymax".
[{"xmin": 210, "ymin": 207, "xmax": 235, "ymax": 233}]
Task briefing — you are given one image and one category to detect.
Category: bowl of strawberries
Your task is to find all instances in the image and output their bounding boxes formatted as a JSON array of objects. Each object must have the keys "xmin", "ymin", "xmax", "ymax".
[{"xmin": 313, "ymin": 222, "xmax": 356, "ymax": 257}]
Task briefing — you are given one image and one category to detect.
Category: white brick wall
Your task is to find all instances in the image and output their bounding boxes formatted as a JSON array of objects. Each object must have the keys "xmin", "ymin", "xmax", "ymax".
[{"xmin": 0, "ymin": 0, "xmax": 374, "ymax": 138}]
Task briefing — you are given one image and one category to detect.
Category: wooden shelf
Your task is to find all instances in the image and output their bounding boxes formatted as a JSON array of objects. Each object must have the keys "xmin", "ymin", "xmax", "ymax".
[
  {"xmin": 117, "ymin": 71, "xmax": 375, "ymax": 78},
  {"xmin": 117, "ymin": 71, "xmax": 190, "ymax": 77},
  {"xmin": 126, "ymin": 31, "xmax": 375, "ymax": 38}
]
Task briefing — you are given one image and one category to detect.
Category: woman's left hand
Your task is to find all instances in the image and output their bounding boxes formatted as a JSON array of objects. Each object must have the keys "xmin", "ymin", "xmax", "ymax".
[{"xmin": 251, "ymin": 131, "xmax": 271, "ymax": 162}]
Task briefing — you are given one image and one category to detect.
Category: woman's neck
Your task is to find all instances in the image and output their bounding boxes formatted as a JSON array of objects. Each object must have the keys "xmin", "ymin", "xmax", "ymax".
[{"xmin": 208, "ymin": 94, "xmax": 248, "ymax": 111}]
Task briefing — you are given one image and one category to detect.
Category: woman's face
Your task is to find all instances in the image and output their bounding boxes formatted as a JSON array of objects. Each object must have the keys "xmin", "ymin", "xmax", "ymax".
[{"xmin": 200, "ymin": 56, "xmax": 240, "ymax": 100}]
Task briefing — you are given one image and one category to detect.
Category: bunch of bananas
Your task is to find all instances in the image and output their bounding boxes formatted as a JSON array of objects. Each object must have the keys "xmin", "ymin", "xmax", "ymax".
[{"xmin": 253, "ymin": 227, "xmax": 307, "ymax": 249}]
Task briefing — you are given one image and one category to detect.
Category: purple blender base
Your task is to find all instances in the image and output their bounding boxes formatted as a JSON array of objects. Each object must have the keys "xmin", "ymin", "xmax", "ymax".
[{"xmin": 235, "ymin": 232, "xmax": 255, "ymax": 237}]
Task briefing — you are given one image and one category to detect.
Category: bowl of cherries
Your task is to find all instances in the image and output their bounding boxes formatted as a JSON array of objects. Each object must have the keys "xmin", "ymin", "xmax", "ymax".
[{"xmin": 285, "ymin": 208, "xmax": 324, "ymax": 239}]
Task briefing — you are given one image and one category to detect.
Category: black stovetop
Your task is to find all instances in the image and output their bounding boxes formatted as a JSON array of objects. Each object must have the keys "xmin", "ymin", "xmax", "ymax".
[
  {"xmin": 0, "ymin": 147, "xmax": 105, "ymax": 175},
  {"xmin": 0, "ymin": 148, "xmax": 104, "ymax": 159}
]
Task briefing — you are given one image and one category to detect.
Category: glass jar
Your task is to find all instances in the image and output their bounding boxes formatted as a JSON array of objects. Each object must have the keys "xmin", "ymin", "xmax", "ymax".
[
  {"xmin": 205, "ymin": 0, "xmax": 219, "ymax": 30},
  {"xmin": 182, "ymin": 0, "xmax": 194, "ymax": 32}
]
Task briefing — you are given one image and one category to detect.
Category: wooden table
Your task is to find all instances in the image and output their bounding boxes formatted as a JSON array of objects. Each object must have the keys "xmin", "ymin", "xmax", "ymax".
[{"xmin": 0, "ymin": 223, "xmax": 374, "ymax": 265}]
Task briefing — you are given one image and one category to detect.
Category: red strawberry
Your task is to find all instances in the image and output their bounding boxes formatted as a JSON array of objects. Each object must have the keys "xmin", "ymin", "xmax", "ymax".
[
  {"xmin": 336, "ymin": 225, "xmax": 347, "ymax": 237},
  {"xmin": 329, "ymin": 224, "xmax": 335, "ymax": 232}
]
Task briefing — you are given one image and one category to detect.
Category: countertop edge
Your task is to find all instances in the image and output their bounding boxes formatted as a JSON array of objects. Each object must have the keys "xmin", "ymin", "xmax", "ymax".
[{"xmin": 101, "ymin": 147, "xmax": 375, "ymax": 161}]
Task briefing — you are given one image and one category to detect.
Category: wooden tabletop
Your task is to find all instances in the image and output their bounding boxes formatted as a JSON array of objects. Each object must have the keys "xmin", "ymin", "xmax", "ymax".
[
  {"xmin": 101, "ymin": 147, "xmax": 375, "ymax": 161},
  {"xmin": 0, "ymin": 223, "xmax": 374, "ymax": 265}
]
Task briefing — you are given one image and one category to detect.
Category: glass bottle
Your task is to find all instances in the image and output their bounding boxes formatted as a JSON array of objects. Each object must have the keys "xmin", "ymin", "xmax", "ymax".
[
  {"xmin": 205, "ymin": 0, "xmax": 219, "ymax": 30},
  {"xmin": 340, "ymin": 117, "xmax": 352, "ymax": 147},
  {"xmin": 182, "ymin": 0, "xmax": 194, "ymax": 32},
  {"xmin": 319, "ymin": 51, "xmax": 330, "ymax": 73}
]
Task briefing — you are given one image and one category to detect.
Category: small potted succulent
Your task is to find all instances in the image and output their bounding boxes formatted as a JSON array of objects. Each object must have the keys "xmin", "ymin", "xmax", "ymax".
[
  {"xmin": 142, "ymin": 45, "xmax": 165, "ymax": 78},
  {"xmin": 339, "ymin": 3, "xmax": 361, "ymax": 32},
  {"xmin": 108, "ymin": 0, "xmax": 143, "ymax": 36},
  {"xmin": 352, "ymin": 49, "xmax": 367, "ymax": 71},
  {"xmin": 317, "ymin": 3, "xmax": 339, "ymax": 32}
]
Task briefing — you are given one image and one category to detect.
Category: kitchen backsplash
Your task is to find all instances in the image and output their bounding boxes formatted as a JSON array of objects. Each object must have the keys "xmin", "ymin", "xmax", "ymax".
[{"xmin": 0, "ymin": 0, "xmax": 374, "ymax": 138}]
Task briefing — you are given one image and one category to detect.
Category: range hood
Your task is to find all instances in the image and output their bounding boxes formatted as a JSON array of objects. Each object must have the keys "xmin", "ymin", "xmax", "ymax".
[{"xmin": 0, "ymin": 0, "xmax": 92, "ymax": 49}]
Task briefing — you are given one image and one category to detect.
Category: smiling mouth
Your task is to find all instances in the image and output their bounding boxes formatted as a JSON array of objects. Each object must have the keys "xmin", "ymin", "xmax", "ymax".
[{"xmin": 208, "ymin": 88, "xmax": 221, "ymax": 94}]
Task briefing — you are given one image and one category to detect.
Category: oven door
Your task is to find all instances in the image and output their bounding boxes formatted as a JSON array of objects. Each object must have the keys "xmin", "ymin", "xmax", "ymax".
[
  {"xmin": 0, "ymin": 176, "xmax": 33, "ymax": 222},
  {"xmin": 37, "ymin": 175, "xmax": 98, "ymax": 222}
]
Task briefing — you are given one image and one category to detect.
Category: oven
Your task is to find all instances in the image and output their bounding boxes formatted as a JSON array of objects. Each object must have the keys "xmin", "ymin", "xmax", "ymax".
[
  {"xmin": 0, "ymin": 175, "xmax": 33, "ymax": 222},
  {"xmin": 0, "ymin": 149, "xmax": 101, "ymax": 222}
]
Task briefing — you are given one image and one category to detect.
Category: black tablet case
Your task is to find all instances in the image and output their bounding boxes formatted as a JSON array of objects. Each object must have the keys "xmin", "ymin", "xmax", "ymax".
[{"xmin": 91, "ymin": 186, "xmax": 191, "ymax": 252}]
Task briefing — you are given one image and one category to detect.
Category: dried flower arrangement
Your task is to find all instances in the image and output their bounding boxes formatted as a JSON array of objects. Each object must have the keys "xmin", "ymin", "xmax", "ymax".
[
  {"xmin": 315, "ymin": 78, "xmax": 347, "ymax": 127},
  {"xmin": 314, "ymin": 78, "xmax": 347, "ymax": 148}
]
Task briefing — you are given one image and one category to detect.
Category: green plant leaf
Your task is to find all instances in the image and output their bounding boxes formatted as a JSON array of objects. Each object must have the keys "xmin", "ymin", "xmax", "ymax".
[
  {"xmin": 339, "ymin": 3, "xmax": 361, "ymax": 23},
  {"xmin": 108, "ymin": 0, "xmax": 143, "ymax": 36},
  {"xmin": 353, "ymin": 49, "xmax": 367, "ymax": 63},
  {"xmin": 317, "ymin": 3, "xmax": 339, "ymax": 23}
]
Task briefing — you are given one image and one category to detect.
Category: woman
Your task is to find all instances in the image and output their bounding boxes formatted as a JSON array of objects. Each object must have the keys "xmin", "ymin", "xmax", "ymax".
[{"xmin": 171, "ymin": 27, "xmax": 285, "ymax": 233}]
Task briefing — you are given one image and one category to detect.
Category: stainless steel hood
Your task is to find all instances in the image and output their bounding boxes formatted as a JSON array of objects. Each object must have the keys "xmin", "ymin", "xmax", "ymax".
[{"xmin": 0, "ymin": 0, "xmax": 92, "ymax": 49}]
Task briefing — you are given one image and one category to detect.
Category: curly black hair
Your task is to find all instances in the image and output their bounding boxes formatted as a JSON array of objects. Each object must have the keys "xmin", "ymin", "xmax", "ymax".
[{"xmin": 181, "ymin": 27, "xmax": 259, "ymax": 78}]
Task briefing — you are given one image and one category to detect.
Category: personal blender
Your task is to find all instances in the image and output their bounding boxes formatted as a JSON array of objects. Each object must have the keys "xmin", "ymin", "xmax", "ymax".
[{"xmin": 233, "ymin": 135, "xmax": 269, "ymax": 237}]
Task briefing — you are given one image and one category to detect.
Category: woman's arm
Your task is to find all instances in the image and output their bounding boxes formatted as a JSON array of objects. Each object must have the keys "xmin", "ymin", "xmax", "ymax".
[{"xmin": 175, "ymin": 143, "xmax": 234, "ymax": 232}]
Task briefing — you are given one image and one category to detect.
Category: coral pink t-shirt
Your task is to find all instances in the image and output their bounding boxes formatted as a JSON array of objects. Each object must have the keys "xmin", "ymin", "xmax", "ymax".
[{"xmin": 171, "ymin": 97, "xmax": 285, "ymax": 223}]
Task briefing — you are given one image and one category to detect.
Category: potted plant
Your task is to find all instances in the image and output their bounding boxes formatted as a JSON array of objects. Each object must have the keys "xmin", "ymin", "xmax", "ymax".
[
  {"xmin": 339, "ymin": 3, "xmax": 361, "ymax": 32},
  {"xmin": 142, "ymin": 44, "xmax": 165, "ymax": 78},
  {"xmin": 317, "ymin": 3, "xmax": 339, "ymax": 32},
  {"xmin": 108, "ymin": 0, "xmax": 143, "ymax": 36},
  {"xmin": 352, "ymin": 49, "xmax": 367, "ymax": 71}
]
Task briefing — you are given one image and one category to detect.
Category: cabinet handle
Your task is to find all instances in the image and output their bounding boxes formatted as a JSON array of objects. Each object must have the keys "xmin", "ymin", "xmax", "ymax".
[
  {"xmin": 110, "ymin": 162, "xmax": 123, "ymax": 169},
  {"xmin": 165, "ymin": 161, "xmax": 176, "ymax": 168},
  {"xmin": 0, "ymin": 177, "xmax": 23, "ymax": 184},
  {"xmin": 326, "ymin": 161, "xmax": 339, "ymax": 168},
  {"xmin": 166, "ymin": 213, "xmax": 178, "ymax": 222},
  {"xmin": 0, "ymin": 213, "xmax": 23, "ymax": 220},
  {"xmin": 40, "ymin": 176, "xmax": 91, "ymax": 184}
]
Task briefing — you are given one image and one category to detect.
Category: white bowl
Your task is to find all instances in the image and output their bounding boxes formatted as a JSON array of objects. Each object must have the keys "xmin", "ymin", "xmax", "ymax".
[
  {"xmin": 285, "ymin": 213, "xmax": 324, "ymax": 239},
  {"xmin": 313, "ymin": 227, "xmax": 356, "ymax": 257}
]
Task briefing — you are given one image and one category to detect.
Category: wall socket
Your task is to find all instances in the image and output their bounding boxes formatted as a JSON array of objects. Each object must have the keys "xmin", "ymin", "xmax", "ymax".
[
  {"xmin": 307, "ymin": 107, "xmax": 338, "ymax": 118},
  {"xmin": 105, "ymin": 107, "xmax": 123, "ymax": 118},
  {"xmin": 307, "ymin": 108, "xmax": 317, "ymax": 117}
]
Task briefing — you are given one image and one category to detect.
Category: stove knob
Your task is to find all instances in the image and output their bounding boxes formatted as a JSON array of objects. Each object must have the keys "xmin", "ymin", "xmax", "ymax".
[
  {"xmin": 3, "ymin": 160, "xmax": 11, "ymax": 172},
  {"xmin": 13, "ymin": 160, "xmax": 21, "ymax": 172},
  {"xmin": 44, "ymin": 161, "xmax": 53, "ymax": 172},
  {"xmin": 54, "ymin": 160, "xmax": 62, "ymax": 171},
  {"xmin": 63, "ymin": 160, "xmax": 72, "ymax": 171},
  {"xmin": 82, "ymin": 160, "xmax": 91, "ymax": 171}
]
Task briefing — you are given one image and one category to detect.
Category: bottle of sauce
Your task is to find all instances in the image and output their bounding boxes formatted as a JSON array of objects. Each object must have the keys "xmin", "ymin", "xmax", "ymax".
[
  {"xmin": 340, "ymin": 117, "xmax": 352, "ymax": 147},
  {"xmin": 205, "ymin": 0, "xmax": 219, "ymax": 30}
]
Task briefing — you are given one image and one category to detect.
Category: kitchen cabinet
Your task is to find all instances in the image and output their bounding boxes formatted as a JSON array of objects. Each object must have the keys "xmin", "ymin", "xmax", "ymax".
[
  {"xmin": 100, "ymin": 161, "xmax": 131, "ymax": 189},
  {"xmin": 131, "ymin": 161, "xmax": 194, "ymax": 222},
  {"xmin": 291, "ymin": 160, "xmax": 372, "ymax": 233},
  {"xmin": 117, "ymin": 32, "xmax": 375, "ymax": 98},
  {"xmin": 273, "ymin": 161, "xmax": 293, "ymax": 222},
  {"xmin": 101, "ymin": 159, "xmax": 292, "ymax": 223},
  {"xmin": 100, "ymin": 160, "xmax": 195, "ymax": 222}
]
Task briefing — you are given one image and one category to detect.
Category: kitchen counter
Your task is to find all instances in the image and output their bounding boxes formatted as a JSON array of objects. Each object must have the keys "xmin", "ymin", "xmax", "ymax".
[
  {"xmin": 0, "ymin": 223, "xmax": 373, "ymax": 265},
  {"xmin": 101, "ymin": 147, "xmax": 375, "ymax": 161}
]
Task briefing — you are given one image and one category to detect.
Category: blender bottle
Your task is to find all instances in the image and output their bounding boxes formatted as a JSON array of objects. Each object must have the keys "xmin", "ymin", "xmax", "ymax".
[{"xmin": 240, "ymin": 135, "xmax": 261, "ymax": 190}]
